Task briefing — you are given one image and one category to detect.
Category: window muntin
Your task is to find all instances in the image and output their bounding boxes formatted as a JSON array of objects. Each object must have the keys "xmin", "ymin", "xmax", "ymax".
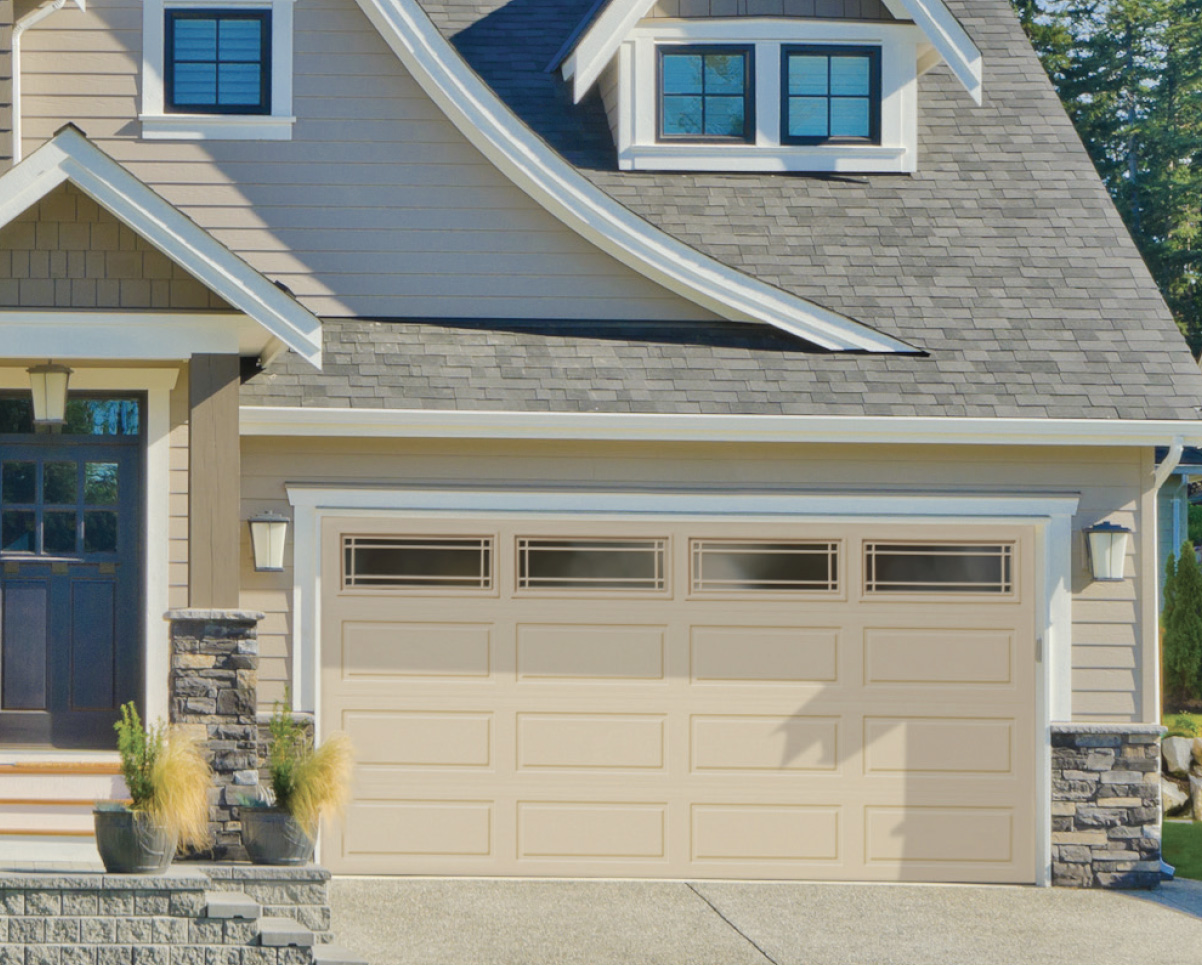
[
  {"xmin": 691, "ymin": 540, "xmax": 839, "ymax": 593},
  {"xmin": 0, "ymin": 459, "xmax": 124, "ymax": 557},
  {"xmin": 518, "ymin": 538, "xmax": 667, "ymax": 592},
  {"xmin": 343, "ymin": 536, "xmax": 493, "ymax": 590},
  {"xmin": 165, "ymin": 9, "xmax": 271, "ymax": 115},
  {"xmin": 658, "ymin": 46, "xmax": 754, "ymax": 141},
  {"xmin": 864, "ymin": 543, "xmax": 1014, "ymax": 595},
  {"xmin": 782, "ymin": 45, "xmax": 880, "ymax": 145}
]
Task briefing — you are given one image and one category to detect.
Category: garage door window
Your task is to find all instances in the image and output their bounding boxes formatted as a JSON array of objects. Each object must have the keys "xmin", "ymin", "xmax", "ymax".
[
  {"xmin": 864, "ymin": 543, "xmax": 1013, "ymax": 594},
  {"xmin": 691, "ymin": 540, "xmax": 838, "ymax": 593},
  {"xmin": 517, "ymin": 538, "xmax": 667, "ymax": 592},
  {"xmin": 343, "ymin": 536, "xmax": 492, "ymax": 590}
]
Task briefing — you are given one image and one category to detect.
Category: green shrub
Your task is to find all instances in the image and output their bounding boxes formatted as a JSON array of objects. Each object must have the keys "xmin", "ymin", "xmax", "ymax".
[
  {"xmin": 1164, "ymin": 541, "xmax": 1202, "ymax": 709},
  {"xmin": 265, "ymin": 692, "xmax": 354, "ymax": 836},
  {"xmin": 1167, "ymin": 712, "xmax": 1201, "ymax": 738},
  {"xmin": 1189, "ymin": 504, "xmax": 1202, "ymax": 546}
]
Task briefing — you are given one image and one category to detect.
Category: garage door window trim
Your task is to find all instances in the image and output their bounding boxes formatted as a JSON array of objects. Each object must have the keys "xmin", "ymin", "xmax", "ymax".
[
  {"xmin": 516, "ymin": 536, "xmax": 669, "ymax": 594},
  {"xmin": 863, "ymin": 542, "xmax": 1015, "ymax": 598},
  {"xmin": 342, "ymin": 534, "xmax": 495, "ymax": 593},
  {"xmin": 690, "ymin": 538, "xmax": 842, "ymax": 597}
]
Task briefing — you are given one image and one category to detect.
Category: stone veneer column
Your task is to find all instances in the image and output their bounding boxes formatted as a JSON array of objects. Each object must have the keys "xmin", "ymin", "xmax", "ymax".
[
  {"xmin": 1051, "ymin": 722, "xmax": 1165, "ymax": 888},
  {"xmin": 166, "ymin": 609, "xmax": 264, "ymax": 861}
]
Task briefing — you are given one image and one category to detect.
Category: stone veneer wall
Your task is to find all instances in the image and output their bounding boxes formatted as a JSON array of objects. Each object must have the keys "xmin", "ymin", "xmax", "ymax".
[
  {"xmin": 1051, "ymin": 722, "xmax": 1164, "ymax": 889},
  {"xmin": 167, "ymin": 609, "xmax": 265, "ymax": 861}
]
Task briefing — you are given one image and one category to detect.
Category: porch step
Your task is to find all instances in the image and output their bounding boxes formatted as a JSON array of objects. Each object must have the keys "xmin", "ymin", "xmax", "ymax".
[
  {"xmin": 258, "ymin": 915, "xmax": 314, "ymax": 947},
  {"xmin": 312, "ymin": 942, "xmax": 370, "ymax": 965},
  {"xmin": 204, "ymin": 889, "xmax": 260, "ymax": 920},
  {"xmin": 0, "ymin": 761, "xmax": 127, "ymax": 839}
]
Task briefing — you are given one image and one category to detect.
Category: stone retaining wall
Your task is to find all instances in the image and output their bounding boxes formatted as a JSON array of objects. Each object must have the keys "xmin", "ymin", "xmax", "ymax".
[
  {"xmin": 1051, "ymin": 722, "xmax": 1164, "ymax": 889},
  {"xmin": 167, "ymin": 609, "xmax": 265, "ymax": 861}
]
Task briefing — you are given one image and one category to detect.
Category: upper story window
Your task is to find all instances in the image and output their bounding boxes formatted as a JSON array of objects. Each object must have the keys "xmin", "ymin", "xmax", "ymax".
[
  {"xmin": 782, "ymin": 45, "xmax": 880, "ymax": 145},
  {"xmin": 165, "ymin": 10, "xmax": 272, "ymax": 115},
  {"xmin": 140, "ymin": 0, "xmax": 295, "ymax": 141},
  {"xmin": 658, "ymin": 47, "xmax": 753, "ymax": 142}
]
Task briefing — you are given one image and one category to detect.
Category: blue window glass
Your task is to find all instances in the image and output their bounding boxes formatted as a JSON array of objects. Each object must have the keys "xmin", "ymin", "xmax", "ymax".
[
  {"xmin": 165, "ymin": 10, "xmax": 270, "ymax": 114},
  {"xmin": 659, "ymin": 47, "xmax": 752, "ymax": 141},
  {"xmin": 782, "ymin": 46, "xmax": 880, "ymax": 144}
]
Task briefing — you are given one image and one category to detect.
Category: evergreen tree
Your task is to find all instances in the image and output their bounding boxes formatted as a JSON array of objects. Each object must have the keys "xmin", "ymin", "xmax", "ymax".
[
  {"xmin": 1015, "ymin": 0, "xmax": 1202, "ymax": 352},
  {"xmin": 1163, "ymin": 540, "xmax": 1202, "ymax": 708}
]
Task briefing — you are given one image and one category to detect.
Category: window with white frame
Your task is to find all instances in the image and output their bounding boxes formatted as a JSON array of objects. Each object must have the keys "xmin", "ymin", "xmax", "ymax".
[
  {"xmin": 609, "ymin": 20, "xmax": 921, "ymax": 173},
  {"xmin": 140, "ymin": 0, "xmax": 295, "ymax": 140}
]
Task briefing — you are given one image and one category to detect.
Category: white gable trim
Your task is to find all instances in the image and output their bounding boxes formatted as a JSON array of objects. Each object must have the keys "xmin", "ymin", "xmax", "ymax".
[
  {"xmin": 354, "ymin": 0, "xmax": 914, "ymax": 353},
  {"xmin": 0, "ymin": 127, "xmax": 323, "ymax": 366},
  {"xmin": 561, "ymin": 0, "xmax": 982, "ymax": 106}
]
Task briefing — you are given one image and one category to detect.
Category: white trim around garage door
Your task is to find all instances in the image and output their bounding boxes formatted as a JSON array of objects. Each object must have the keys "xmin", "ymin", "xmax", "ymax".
[{"xmin": 285, "ymin": 484, "xmax": 1079, "ymax": 887}]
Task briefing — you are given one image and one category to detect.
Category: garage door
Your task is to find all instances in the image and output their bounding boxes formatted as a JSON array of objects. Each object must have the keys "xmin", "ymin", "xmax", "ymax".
[{"xmin": 320, "ymin": 516, "xmax": 1037, "ymax": 882}]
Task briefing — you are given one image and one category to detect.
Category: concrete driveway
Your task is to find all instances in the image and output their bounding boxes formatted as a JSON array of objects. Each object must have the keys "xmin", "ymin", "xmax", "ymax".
[{"xmin": 329, "ymin": 877, "xmax": 1202, "ymax": 964}]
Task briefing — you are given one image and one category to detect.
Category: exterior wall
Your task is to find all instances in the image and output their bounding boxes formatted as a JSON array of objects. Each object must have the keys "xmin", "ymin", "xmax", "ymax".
[
  {"xmin": 169, "ymin": 365, "xmax": 190, "ymax": 611},
  {"xmin": 0, "ymin": 0, "xmax": 12, "ymax": 174},
  {"xmin": 19, "ymin": 0, "xmax": 716, "ymax": 323},
  {"xmin": 239, "ymin": 436, "xmax": 1154, "ymax": 720},
  {"xmin": 644, "ymin": 0, "xmax": 896, "ymax": 18},
  {"xmin": 0, "ymin": 182, "xmax": 231, "ymax": 309}
]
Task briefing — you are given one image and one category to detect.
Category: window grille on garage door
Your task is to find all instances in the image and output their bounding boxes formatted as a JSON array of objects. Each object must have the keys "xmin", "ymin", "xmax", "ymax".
[
  {"xmin": 517, "ymin": 538, "xmax": 667, "ymax": 592},
  {"xmin": 343, "ymin": 535, "xmax": 493, "ymax": 590},
  {"xmin": 691, "ymin": 540, "xmax": 839, "ymax": 593},
  {"xmin": 863, "ymin": 542, "xmax": 1013, "ymax": 595}
]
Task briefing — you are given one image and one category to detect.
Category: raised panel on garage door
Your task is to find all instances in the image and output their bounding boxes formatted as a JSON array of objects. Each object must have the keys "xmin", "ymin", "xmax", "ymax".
[{"xmin": 321, "ymin": 516, "xmax": 1037, "ymax": 882}]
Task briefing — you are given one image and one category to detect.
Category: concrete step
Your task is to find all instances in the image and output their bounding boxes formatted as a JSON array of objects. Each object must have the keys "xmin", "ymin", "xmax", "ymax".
[
  {"xmin": 204, "ymin": 889, "xmax": 260, "ymax": 920},
  {"xmin": 312, "ymin": 943, "xmax": 370, "ymax": 965},
  {"xmin": 258, "ymin": 915, "xmax": 314, "ymax": 948}
]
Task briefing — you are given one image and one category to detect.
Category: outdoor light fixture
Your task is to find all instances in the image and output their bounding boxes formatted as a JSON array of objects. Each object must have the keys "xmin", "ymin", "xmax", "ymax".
[
  {"xmin": 1085, "ymin": 521, "xmax": 1132, "ymax": 582},
  {"xmin": 27, "ymin": 361, "xmax": 72, "ymax": 426},
  {"xmin": 249, "ymin": 511, "xmax": 290, "ymax": 572}
]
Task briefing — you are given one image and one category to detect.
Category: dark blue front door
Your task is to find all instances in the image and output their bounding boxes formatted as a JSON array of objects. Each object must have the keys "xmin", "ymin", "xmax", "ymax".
[{"xmin": 0, "ymin": 396, "xmax": 144, "ymax": 748}]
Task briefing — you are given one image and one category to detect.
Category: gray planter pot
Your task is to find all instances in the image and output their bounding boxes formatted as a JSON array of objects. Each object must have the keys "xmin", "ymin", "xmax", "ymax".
[
  {"xmin": 93, "ymin": 808, "xmax": 177, "ymax": 874},
  {"xmin": 241, "ymin": 807, "xmax": 315, "ymax": 865}
]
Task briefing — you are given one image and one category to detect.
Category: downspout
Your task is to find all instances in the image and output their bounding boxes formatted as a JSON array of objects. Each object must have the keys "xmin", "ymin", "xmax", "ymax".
[
  {"xmin": 1154, "ymin": 435, "xmax": 1186, "ymax": 490},
  {"xmin": 11, "ymin": 0, "xmax": 83, "ymax": 164}
]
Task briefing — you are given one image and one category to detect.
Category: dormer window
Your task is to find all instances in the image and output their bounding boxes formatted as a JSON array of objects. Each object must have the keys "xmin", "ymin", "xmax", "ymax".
[
  {"xmin": 782, "ymin": 46, "xmax": 880, "ymax": 146},
  {"xmin": 165, "ymin": 10, "xmax": 272, "ymax": 115},
  {"xmin": 658, "ymin": 47, "xmax": 754, "ymax": 142}
]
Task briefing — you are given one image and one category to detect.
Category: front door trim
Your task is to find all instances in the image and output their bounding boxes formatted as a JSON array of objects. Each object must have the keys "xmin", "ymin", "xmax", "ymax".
[
  {"xmin": 287, "ymin": 483, "xmax": 1079, "ymax": 885},
  {"xmin": 0, "ymin": 367, "xmax": 179, "ymax": 746}
]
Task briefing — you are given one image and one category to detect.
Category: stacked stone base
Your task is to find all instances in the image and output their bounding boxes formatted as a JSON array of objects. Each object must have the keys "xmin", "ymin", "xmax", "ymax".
[
  {"xmin": 0, "ymin": 865, "xmax": 331, "ymax": 965},
  {"xmin": 1051, "ymin": 722, "xmax": 1164, "ymax": 889}
]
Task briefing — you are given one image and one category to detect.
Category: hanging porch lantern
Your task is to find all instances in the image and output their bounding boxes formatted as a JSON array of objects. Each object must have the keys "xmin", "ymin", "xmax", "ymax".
[
  {"xmin": 1085, "ymin": 521, "xmax": 1132, "ymax": 582},
  {"xmin": 249, "ymin": 511, "xmax": 290, "ymax": 572},
  {"xmin": 27, "ymin": 362, "xmax": 73, "ymax": 426}
]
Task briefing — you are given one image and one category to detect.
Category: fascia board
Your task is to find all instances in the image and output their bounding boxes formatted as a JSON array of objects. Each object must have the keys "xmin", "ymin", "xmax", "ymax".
[
  {"xmin": 354, "ymin": 0, "xmax": 914, "ymax": 354},
  {"xmin": 887, "ymin": 0, "xmax": 982, "ymax": 104},
  {"xmin": 562, "ymin": 0, "xmax": 654, "ymax": 102},
  {"xmin": 0, "ymin": 128, "xmax": 323, "ymax": 367},
  {"xmin": 239, "ymin": 406, "xmax": 1202, "ymax": 449}
]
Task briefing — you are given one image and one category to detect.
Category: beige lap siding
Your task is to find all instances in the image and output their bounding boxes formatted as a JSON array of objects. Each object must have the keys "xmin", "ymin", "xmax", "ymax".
[
  {"xmin": 20, "ymin": 0, "xmax": 716, "ymax": 323},
  {"xmin": 239, "ymin": 438, "xmax": 1154, "ymax": 721},
  {"xmin": 168, "ymin": 366, "xmax": 190, "ymax": 611}
]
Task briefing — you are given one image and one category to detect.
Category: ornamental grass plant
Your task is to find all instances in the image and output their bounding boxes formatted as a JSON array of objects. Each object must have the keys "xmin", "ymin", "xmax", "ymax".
[
  {"xmin": 264, "ymin": 696, "xmax": 354, "ymax": 837},
  {"xmin": 113, "ymin": 701, "xmax": 212, "ymax": 851}
]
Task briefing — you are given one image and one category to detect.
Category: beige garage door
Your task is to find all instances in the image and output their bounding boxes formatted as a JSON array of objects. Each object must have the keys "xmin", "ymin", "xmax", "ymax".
[{"xmin": 320, "ymin": 516, "xmax": 1037, "ymax": 882}]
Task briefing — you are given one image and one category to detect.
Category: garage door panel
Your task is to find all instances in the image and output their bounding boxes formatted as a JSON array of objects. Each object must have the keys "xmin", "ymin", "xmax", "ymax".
[
  {"xmin": 516, "ymin": 713, "xmax": 666, "ymax": 770},
  {"xmin": 692, "ymin": 804, "xmax": 841, "ymax": 862},
  {"xmin": 690, "ymin": 626, "xmax": 839, "ymax": 683},
  {"xmin": 516, "ymin": 624, "xmax": 666, "ymax": 681},
  {"xmin": 862, "ymin": 717, "xmax": 1014, "ymax": 775},
  {"xmin": 691, "ymin": 715, "xmax": 840, "ymax": 772},
  {"xmin": 344, "ymin": 710, "xmax": 493, "ymax": 768},
  {"xmin": 517, "ymin": 802, "xmax": 667, "ymax": 859},
  {"xmin": 323, "ymin": 517, "xmax": 1037, "ymax": 882},
  {"xmin": 340, "ymin": 621, "xmax": 493, "ymax": 679},
  {"xmin": 863, "ymin": 628, "xmax": 1013, "ymax": 686}
]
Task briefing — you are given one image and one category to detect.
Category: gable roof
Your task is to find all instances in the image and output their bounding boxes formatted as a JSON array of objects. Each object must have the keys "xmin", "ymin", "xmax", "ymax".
[
  {"xmin": 559, "ymin": 0, "xmax": 983, "ymax": 105},
  {"xmin": 361, "ymin": 0, "xmax": 1202, "ymax": 422},
  {"xmin": 354, "ymin": 0, "xmax": 914, "ymax": 354},
  {"xmin": 0, "ymin": 126, "xmax": 323, "ymax": 366}
]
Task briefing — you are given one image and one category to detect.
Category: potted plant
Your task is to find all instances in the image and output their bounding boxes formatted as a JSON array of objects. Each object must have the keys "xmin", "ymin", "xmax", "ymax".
[
  {"xmin": 240, "ymin": 700, "xmax": 354, "ymax": 865},
  {"xmin": 94, "ymin": 702, "xmax": 212, "ymax": 873}
]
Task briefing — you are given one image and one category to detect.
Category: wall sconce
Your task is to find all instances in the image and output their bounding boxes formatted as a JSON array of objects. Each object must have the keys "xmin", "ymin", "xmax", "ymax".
[
  {"xmin": 249, "ymin": 511, "xmax": 289, "ymax": 572},
  {"xmin": 27, "ymin": 362, "xmax": 72, "ymax": 427},
  {"xmin": 1085, "ymin": 521, "xmax": 1132, "ymax": 582}
]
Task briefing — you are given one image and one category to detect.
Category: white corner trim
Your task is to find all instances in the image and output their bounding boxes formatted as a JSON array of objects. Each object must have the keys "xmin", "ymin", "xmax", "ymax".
[
  {"xmin": 0, "ymin": 128, "xmax": 322, "ymax": 367},
  {"xmin": 563, "ymin": 0, "xmax": 982, "ymax": 104},
  {"xmin": 240, "ymin": 406, "xmax": 1202, "ymax": 449},
  {"xmin": 885, "ymin": 0, "xmax": 982, "ymax": 105},
  {"xmin": 352, "ymin": 0, "xmax": 913, "ymax": 354}
]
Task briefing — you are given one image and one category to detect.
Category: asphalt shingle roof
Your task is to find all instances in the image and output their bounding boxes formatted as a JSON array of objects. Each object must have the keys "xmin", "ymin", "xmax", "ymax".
[{"xmin": 242, "ymin": 0, "xmax": 1202, "ymax": 419}]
